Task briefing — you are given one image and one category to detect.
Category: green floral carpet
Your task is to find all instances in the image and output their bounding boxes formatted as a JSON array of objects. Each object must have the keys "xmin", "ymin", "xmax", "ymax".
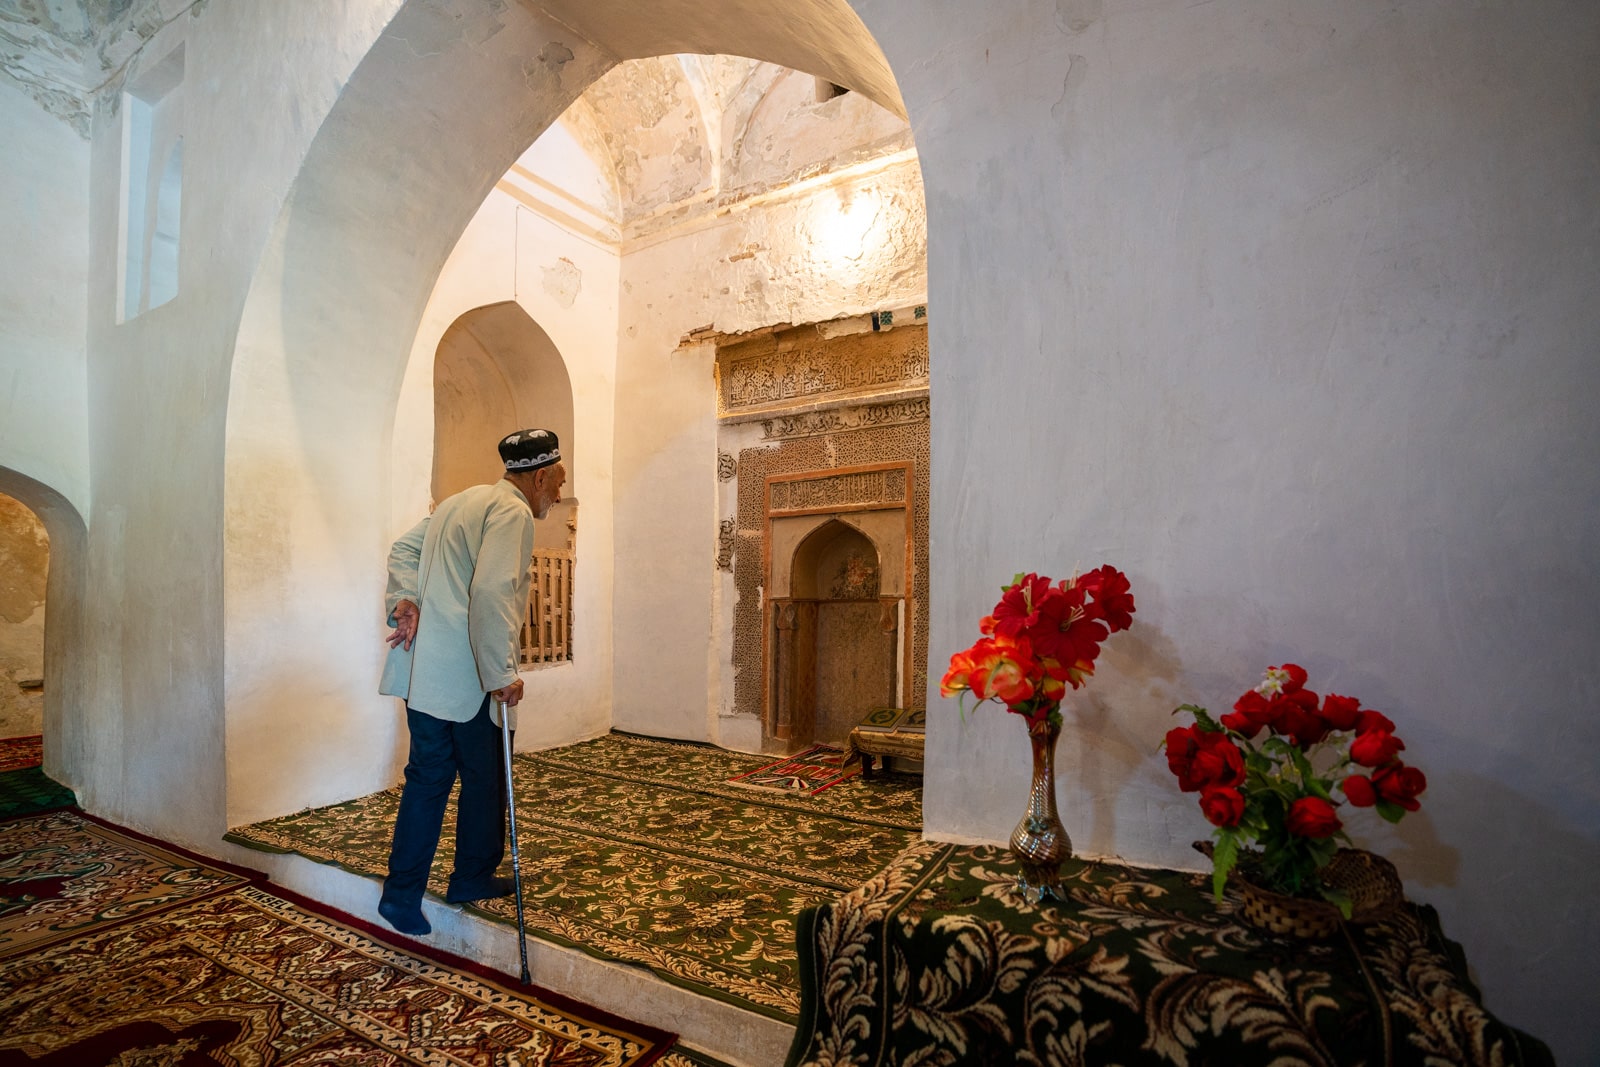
[
  {"xmin": 225, "ymin": 732, "xmax": 922, "ymax": 1020},
  {"xmin": 0, "ymin": 766, "xmax": 77, "ymax": 820},
  {"xmin": 786, "ymin": 842, "xmax": 1555, "ymax": 1067}
]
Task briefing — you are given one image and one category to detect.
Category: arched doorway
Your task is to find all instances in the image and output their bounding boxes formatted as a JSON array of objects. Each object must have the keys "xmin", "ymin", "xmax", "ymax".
[
  {"xmin": 0, "ymin": 467, "xmax": 88, "ymax": 793},
  {"xmin": 0, "ymin": 492, "xmax": 48, "ymax": 741},
  {"xmin": 222, "ymin": 0, "xmax": 919, "ymax": 827}
]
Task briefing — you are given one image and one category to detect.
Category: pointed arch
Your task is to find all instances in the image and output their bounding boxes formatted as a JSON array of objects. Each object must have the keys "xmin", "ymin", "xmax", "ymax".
[
  {"xmin": 0, "ymin": 466, "xmax": 89, "ymax": 791},
  {"xmin": 222, "ymin": 0, "xmax": 911, "ymax": 826}
]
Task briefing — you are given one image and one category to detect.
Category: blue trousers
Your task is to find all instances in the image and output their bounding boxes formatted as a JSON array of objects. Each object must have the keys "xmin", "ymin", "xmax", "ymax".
[{"xmin": 381, "ymin": 695, "xmax": 507, "ymax": 908}]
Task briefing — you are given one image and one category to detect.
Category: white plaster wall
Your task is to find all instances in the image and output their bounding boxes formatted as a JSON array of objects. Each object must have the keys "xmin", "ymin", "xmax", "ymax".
[
  {"xmin": 222, "ymin": 4, "xmax": 614, "ymax": 829},
  {"xmin": 0, "ymin": 80, "xmax": 90, "ymax": 518},
  {"xmin": 852, "ymin": 0, "xmax": 1600, "ymax": 1058},
  {"xmin": 613, "ymin": 157, "xmax": 928, "ymax": 743},
  {"xmin": 88, "ymin": 0, "xmax": 410, "ymax": 840}
]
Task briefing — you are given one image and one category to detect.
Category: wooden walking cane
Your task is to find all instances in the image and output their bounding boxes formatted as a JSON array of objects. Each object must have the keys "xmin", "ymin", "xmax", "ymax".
[{"xmin": 497, "ymin": 697, "xmax": 532, "ymax": 985}]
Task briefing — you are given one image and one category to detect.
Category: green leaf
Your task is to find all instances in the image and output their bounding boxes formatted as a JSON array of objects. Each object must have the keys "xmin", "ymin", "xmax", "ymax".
[
  {"xmin": 1286, "ymin": 745, "xmax": 1316, "ymax": 783},
  {"xmin": 1174, "ymin": 704, "xmax": 1226, "ymax": 733},
  {"xmin": 1376, "ymin": 799, "xmax": 1406, "ymax": 824},
  {"xmin": 1303, "ymin": 774, "xmax": 1335, "ymax": 802},
  {"xmin": 1321, "ymin": 886, "xmax": 1354, "ymax": 919},
  {"xmin": 1211, "ymin": 830, "xmax": 1240, "ymax": 902}
]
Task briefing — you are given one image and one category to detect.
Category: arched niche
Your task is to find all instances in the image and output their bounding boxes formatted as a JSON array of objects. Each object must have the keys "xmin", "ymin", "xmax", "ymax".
[
  {"xmin": 768, "ymin": 514, "xmax": 904, "ymax": 748},
  {"xmin": 432, "ymin": 302, "xmax": 577, "ymax": 551},
  {"xmin": 0, "ymin": 467, "xmax": 88, "ymax": 792},
  {"xmin": 790, "ymin": 518, "xmax": 879, "ymax": 600},
  {"xmin": 222, "ymin": 0, "xmax": 909, "ymax": 826}
]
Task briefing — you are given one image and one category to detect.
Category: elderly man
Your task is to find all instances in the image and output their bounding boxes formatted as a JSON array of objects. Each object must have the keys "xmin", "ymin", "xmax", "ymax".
[{"xmin": 376, "ymin": 428, "xmax": 567, "ymax": 937}]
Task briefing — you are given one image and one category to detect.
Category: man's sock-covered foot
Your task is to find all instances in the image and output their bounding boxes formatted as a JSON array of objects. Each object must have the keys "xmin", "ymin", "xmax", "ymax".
[
  {"xmin": 445, "ymin": 874, "xmax": 517, "ymax": 905},
  {"xmin": 378, "ymin": 897, "xmax": 432, "ymax": 936}
]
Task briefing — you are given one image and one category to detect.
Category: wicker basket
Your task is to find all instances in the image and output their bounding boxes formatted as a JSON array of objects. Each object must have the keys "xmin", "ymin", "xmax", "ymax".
[{"xmin": 1199, "ymin": 844, "xmax": 1404, "ymax": 940}]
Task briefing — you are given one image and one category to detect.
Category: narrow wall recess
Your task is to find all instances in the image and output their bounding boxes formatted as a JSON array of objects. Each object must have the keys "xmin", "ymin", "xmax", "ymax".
[{"xmin": 118, "ymin": 44, "xmax": 185, "ymax": 322}]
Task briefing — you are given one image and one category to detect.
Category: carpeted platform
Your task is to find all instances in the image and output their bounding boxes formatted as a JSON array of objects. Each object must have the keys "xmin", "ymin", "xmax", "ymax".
[
  {"xmin": 0, "ymin": 767, "xmax": 76, "ymax": 821},
  {"xmin": 0, "ymin": 808, "xmax": 675, "ymax": 1065},
  {"xmin": 226, "ymin": 732, "xmax": 924, "ymax": 1020}
]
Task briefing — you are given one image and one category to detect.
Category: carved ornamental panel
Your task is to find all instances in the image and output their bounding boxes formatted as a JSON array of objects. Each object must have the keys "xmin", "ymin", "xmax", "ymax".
[{"xmin": 716, "ymin": 324, "xmax": 928, "ymax": 418}]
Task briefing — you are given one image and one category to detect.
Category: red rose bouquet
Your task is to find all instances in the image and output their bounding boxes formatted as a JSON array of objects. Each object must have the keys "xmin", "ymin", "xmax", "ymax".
[
  {"xmin": 1167, "ymin": 664, "xmax": 1427, "ymax": 910},
  {"xmin": 940, "ymin": 566, "xmax": 1136, "ymax": 726}
]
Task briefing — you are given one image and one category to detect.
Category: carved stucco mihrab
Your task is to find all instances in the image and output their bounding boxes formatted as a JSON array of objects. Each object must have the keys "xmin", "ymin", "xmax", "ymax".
[
  {"xmin": 717, "ymin": 324, "xmax": 928, "ymax": 416},
  {"xmin": 731, "ymin": 422, "xmax": 929, "ymax": 718},
  {"xmin": 767, "ymin": 467, "xmax": 907, "ymax": 513},
  {"xmin": 761, "ymin": 396, "xmax": 927, "ymax": 439},
  {"xmin": 718, "ymin": 322, "xmax": 930, "ymax": 724}
]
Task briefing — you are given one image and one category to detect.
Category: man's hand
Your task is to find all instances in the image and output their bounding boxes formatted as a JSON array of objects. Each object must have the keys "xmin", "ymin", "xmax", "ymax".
[
  {"xmin": 493, "ymin": 677, "xmax": 525, "ymax": 707},
  {"xmin": 386, "ymin": 599, "xmax": 419, "ymax": 650}
]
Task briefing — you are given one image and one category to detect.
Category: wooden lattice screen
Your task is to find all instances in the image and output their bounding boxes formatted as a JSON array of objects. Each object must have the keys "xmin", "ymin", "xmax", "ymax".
[{"xmin": 521, "ymin": 549, "xmax": 574, "ymax": 665}]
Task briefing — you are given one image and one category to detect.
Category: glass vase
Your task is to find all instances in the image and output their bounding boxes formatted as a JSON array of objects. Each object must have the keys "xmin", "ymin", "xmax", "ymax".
[{"xmin": 1010, "ymin": 716, "xmax": 1070, "ymax": 903}]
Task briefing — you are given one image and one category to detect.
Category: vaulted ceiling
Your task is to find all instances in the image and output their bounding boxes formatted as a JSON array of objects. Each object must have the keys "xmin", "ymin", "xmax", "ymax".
[{"xmin": 513, "ymin": 54, "xmax": 912, "ymax": 236}]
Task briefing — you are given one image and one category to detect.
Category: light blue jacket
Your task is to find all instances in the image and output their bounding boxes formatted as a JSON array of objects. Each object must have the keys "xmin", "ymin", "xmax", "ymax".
[{"xmin": 379, "ymin": 479, "xmax": 535, "ymax": 723}]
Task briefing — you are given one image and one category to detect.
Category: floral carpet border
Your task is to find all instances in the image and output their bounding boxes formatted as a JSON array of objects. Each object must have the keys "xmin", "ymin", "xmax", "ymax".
[
  {"xmin": 2, "ymin": 808, "xmax": 676, "ymax": 1066},
  {"xmin": 250, "ymin": 877, "xmax": 678, "ymax": 1056}
]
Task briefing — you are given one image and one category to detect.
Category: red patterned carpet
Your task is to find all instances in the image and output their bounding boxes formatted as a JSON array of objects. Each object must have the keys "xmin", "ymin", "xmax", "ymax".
[
  {"xmin": 0, "ymin": 736, "xmax": 42, "ymax": 773},
  {"xmin": 725, "ymin": 744, "xmax": 859, "ymax": 795},
  {"xmin": 0, "ymin": 809, "xmax": 674, "ymax": 1066}
]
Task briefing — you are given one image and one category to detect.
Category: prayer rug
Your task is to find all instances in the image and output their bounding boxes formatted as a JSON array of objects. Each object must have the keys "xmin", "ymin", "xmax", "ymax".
[
  {"xmin": 226, "ymin": 732, "xmax": 924, "ymax": 1020},
  {"xmin": 0, "ymin": 808, "xmax": 259, "ymax": 960},
  {"xmin": 785, "ymin": 842, "xmax": 1555, "ymax": 1067},
  {"xmin": 0, "ymin": 810, "xmax": 675, "ymax": 1066},
  {"xmin": 726, "ymin": 744, "xmax": 860, "ymax": 795},
  {"xmin": 0, "ymin": 767, "xmax": 75, "ymax": 820},
  {"xmin": 0, "ymin": 735, "xmax": 41, "ymax": 772}
]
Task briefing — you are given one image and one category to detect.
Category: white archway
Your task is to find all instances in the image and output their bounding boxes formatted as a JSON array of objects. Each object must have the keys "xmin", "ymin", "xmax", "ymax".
[
  {"xmin": 0, "ymin": 466, "xmax": 90, "ymax": 796},
  {"xmin": 221, "ymin": 0, "xmax": 912, "ymax": 825}
]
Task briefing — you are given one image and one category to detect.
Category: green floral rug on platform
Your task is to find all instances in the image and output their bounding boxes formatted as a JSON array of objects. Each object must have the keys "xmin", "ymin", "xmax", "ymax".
[
  {"xmin": 0, "ymin": 766, "xmax": 77, "ymax": 820},
  {"xmin": 224, "ymin": 732, "xmax": 922, "ymax": 1020}
]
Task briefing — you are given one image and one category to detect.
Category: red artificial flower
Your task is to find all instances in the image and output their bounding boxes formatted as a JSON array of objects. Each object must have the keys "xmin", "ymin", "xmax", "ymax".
[
  {"xmin": 1372, "ymin": 762, "xmax": 1427, "ymax": 811},
  {"xmin": 1284, "ymin": 796, "xmax": 1343, "ymax": 838},
  {"xmin": 1342, "ymin": 774, "xmax": 1378, "ymax": 807},
  {"xmin": 1166, "ymin": 726, "xmax": 1245, "ymax": 793},
  {"xmin": 1319, "ymin": 693, "xmax": 1361, "ymax": 732},
  {"xmin": 1077, "ymin": 565, "xmax": 1136, "ymax": 633},
  {"xmin": 987, "ymin": 574, "xmax": 1055, "ymax": 640},
  {"xmin": 1350, "ymin": 728, "xmax": 1405, "ymax": 768},
  {"xmin": 1036, "ymin": 665, "xmax": 1067, "ymax": 705},
  {"xmin": 1221, "ymin": 689, "xmax": 1278, "ymax": 738},
  {"xmin": 1355, "ymin": 709, "xmax": 1396, "ymax": 736},
  {"xmin": 1165, "ymin": 726, "xmax": 1203, "ymax": 789},
  {"xmin": 1259, "ymin": 663, "xmax": 1309, "ymax": 696},
  {"xmin": 1200, "ymin": 786, "xmax": 1246, "ymax": 827},
  {"xmin": 941, "ymin": 635, "xmax": 1037, "ymax": 706},
  {"xmin": 1275, "ymin": 688, "xmax": 1329, "ymax": 748},
  {"xmin": 1029, "ymin": 584, "xmax": 1109, "ymax": 686},
  {"xmin": 940, "ymin": 647, "xmax": 979, "ymax": 698},
  {"xmin": 1191, "ymin": 732, "xmax": 1247, "ymax": 790}
]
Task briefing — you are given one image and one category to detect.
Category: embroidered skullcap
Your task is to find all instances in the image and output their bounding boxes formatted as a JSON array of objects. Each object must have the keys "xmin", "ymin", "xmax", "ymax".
[{"xmin": 498, "ymin": 429, "xmax": 561, "ymax": 472}]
